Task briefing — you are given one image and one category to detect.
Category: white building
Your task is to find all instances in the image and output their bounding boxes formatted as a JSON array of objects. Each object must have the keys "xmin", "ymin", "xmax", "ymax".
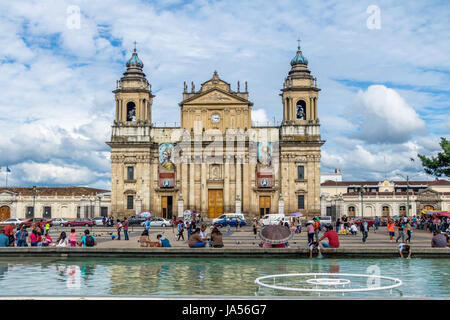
[
  {"xmin": 321, "ymin": 179, "xmax": 450, "ymax": 219},
  {"xmin": 0, "ymin": 187, "xmax": 111, "ymax": 221}
]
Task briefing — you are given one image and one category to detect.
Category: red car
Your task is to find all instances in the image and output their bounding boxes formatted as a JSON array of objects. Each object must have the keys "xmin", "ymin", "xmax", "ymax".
[
  {"xmin": 352, "ymin": 218, "xmax": 376, "ymax": 227},
  {"xmin": 19, "ymin": 218, "xmax": 53, "ymax": 228},
  {"xmin": 64, "ymin": 218, "xmax": 95, "ymax": 227}
]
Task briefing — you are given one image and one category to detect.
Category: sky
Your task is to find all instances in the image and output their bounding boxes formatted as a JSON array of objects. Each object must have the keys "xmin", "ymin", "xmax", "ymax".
[{"xmin": 0, "ymin": 0, "xmax": 449, "ymax": 189}]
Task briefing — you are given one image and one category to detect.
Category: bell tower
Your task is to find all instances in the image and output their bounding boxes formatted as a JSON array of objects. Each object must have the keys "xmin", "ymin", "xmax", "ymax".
[
  {"xmin": 113, "ymin": 47, "xmax": 153, "ymax": 125},
  {"xmin": 281, "ymin": 41, "xmax": 320, "ymax": 124}
]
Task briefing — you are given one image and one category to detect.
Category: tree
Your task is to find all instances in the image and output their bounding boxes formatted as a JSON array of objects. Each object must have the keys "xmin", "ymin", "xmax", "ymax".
[{"xmin": 418, "ymin": 137, "xmax": 450, "ymax": 178}]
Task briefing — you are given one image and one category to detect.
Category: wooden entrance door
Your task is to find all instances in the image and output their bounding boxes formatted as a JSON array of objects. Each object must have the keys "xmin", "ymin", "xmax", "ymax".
[
  {"xmin": 0, "ymin": 206, "xmax": 10, "ymax": 221},
  {"xmin": 161, "ymin": 196, "xmax": 173, "ymax": 219},
  {"xmin": 208, "ymin": 189, "xmax": 223, "ymax": 219},
  {"xmin": 259, "ymin": 196, "xmax": 271, "ymax": 217}
]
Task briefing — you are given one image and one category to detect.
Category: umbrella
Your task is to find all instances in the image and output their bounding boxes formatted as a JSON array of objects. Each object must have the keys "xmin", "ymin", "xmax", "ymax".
[
  {"xmin": 139, "ymin": 212, "xmax": 151, "ymax": 218},
  {"xmin": 289, "ymin": 212, "xmax": 303, "ymax": 217},
  {"xmin": 259, "ymin": 225, "xmax": 293, "ymax": 244}
]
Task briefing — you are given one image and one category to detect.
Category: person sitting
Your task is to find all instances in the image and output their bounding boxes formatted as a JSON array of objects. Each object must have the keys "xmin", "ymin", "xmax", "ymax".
[
  {"xmin": 188, "ymin": 228, "xmax": 207, "ymax": 248},
  {"xmin": 350, "ymin": 224, "xmax": 358, "ymax": 235},
  {"xmin": 78, "ymin": 229, "xmax": 97, "ymax": 247},
  {"xmin": 398, "ymin": 242, "xmax": 412, "ymax": 259},
  {"xmin": 157, "ymin": 234, "xmax": 172, "ymax": 247},
  {"xmin": 139, "ymin": 230, "xmax": 151, "ymax": 247},
  {"xmin": 318, "ymin": 225, "xmax": 340, "ymax": 248},
  {"xmin": 431, "ymin": 230, "xmax": 448, "ymax": 248},
  {"xmin": 308, "ymin": 241, "xmax": 322, "ymax": 259},
  {"xmin": 55, "ymin": 232, "xmax": 69, "ymax": 247},
  {"xmin": 42, "ymin": 232, "xmax": 52, "ymax": 247},
  {"xmin": 0, "ymin": 229, "xmax": 9, "ymax": 247},
  {"xmin": 210, "ymin": 227, "xmax": 224, "ymax": 248}
]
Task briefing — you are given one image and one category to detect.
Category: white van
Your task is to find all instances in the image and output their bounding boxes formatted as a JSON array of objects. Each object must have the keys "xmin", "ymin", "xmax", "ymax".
[
  {"xmin": 260, "ymin": 214, "xmax": 286, "ymax": 226},
  {"xmin": 318, "ymin": 216, "xmax": 332, "ymax": 226},
  {"xmin": 212, "ymin": 213, "xmax": 246, "ymax": 225}
]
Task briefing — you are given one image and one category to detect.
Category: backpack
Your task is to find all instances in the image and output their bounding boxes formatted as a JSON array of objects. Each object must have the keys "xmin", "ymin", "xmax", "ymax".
[{"xmin": 85, "ymin": 235, "xmax": 95, "ymax": 247}]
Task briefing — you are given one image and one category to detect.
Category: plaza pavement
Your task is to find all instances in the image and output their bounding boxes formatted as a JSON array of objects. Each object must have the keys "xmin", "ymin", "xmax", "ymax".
[{"xmin": 44, "ymin": 224, "xmax": 440, "ymax": 250}]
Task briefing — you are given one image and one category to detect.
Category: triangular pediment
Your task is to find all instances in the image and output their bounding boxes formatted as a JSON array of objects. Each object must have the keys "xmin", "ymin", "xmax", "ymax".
[
  {"xmin": 418, "ymin": 187, "xmax": 439, "ymax": 196},
  {"xmin": 181, "ymin": 88, "xmax": 250, "ymax": 105},
  {"xmin": 0, "ymin": 190, "xmax": 17, "ymax": 196}
]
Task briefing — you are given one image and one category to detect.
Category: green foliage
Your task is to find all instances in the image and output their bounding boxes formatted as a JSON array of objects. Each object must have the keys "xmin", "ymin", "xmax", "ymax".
[{"xmin": 418, "ymin": 137, "xmax": 450, "ymax": 178}]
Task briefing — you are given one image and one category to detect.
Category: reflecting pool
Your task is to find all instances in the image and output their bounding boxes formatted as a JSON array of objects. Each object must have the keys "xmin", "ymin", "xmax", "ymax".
[{"xmin": 0, "ymin": 258, "xmax": 448, "ymax": 298}]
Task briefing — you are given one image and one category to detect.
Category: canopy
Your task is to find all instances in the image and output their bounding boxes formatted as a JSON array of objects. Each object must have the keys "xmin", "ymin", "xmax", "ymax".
[
  {"xmin": 422, "ymin": 210, "xmax": 450, "ymax": 217},
  {"xmin": 139, "ymin": 212, "xmax": 151, "ymax": 218},
  {"xmin": 289, "ymin": 212, "xmax": 303, "ymax": 217},
  {"xmin": 259, "ymin": 225, "xmax": 293, "ymax": 244}
]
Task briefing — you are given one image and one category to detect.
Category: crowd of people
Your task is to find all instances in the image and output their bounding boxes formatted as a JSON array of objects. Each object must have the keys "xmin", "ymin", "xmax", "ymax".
[{"xmin": 0, "ymin": 222, "xmax": 97, "ymax": 248}]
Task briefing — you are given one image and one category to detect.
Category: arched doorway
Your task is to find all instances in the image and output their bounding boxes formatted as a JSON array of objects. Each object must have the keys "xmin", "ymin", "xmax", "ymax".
[
  {"xmin": 348, "ymin": 206, "xmax": 356, "ymax": 218},
  {"xmin": 382, "ymin": 206, "xmax": 390, "ymax": 217},
  {"xmin": 423, "ymin": 205, "xmax": 434, "ymax": 211},
  {"xmin": 0, "ymin": 206, "xmax": 10, "ymax": 221}
]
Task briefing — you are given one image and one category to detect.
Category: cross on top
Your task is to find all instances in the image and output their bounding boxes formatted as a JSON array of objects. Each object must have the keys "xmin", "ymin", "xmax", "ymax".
[
  {"xmin": 133, "ymin": 41, "xmax": 137, "ymax": 52},
  {"xmin": 297, "ymin": 39, "xmax": 301, "ymax": 49}
]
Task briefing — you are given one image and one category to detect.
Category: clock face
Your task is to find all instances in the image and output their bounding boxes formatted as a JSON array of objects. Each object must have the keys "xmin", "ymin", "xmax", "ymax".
[{"xmin": 211, "ymin": 113, "xmax": 221, "ymax": 123}]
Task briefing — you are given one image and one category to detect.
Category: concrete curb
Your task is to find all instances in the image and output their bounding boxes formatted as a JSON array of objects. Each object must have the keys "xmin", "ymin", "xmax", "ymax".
[{"xmin": 0, "ymin": 247, "xmax": 449, "ymax": 258}]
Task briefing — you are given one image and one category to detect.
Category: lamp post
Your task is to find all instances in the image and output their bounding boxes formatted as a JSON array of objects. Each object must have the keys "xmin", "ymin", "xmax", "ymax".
[
  {"xmin": 32, "ymin": 186, "xmax": 40, "ymax": 225},
  {"xmin": 360, "ymin": 187, "xmax": 366, "ymax": 220}
]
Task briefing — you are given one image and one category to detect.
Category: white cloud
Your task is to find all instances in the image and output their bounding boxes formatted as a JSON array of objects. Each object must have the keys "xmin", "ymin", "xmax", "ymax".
[
  {"xmin": 349, "ymin": 85, "xmax": 426, "ymax": 144},
  {"xmin": 251, "ymin": 108, "xmax": 269, "ymax": 124}
]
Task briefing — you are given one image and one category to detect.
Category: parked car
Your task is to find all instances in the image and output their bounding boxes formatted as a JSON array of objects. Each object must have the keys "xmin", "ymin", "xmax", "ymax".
[
  {"xmin": 64, "ymin": 218, "xmax": 95, "ymax": 227},
  {"xmin": 128, "ymin": 215, "xmax": 146, "ymax": 226},
  {"xmin": 51, "ymin": 218, "xmax": 69, "ymax": 227},
  {"xmin": 212, "ymin": 213, "xmax": 246, "ymax": 225},
  {"xmin": 92, "ymin": 216, "xmax": 106, "ymax": 226},
  {"xmin": 214, "ymin": 217, "xmax": 247, "ymax": 227},
  {"xmin": 19, "ymin": 218, "xmax": 53, "ymax": 228},
  {"xmin": 352, "ymin": 217, "xmax": 376, "ymax": 227},
  {"xmin": 140, "ymin": 218, "xmax": 172, "ymax": 227},
  {"xmin": 0, "ymin": 218, "xmax": 23, "ymax": 226}
]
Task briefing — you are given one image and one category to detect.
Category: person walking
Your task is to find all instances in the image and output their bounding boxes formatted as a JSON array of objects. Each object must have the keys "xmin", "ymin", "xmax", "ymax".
[
  {"xmin": 116, "ymin": 219, "xmax": 122, "ymax": 240},
  {"xmin": 374, "ymin": 216, "xmax": 379, "ymax": 233},
  {"xmin": 45, "ymin": 222, "xmax": 50, "ymax": 235},
  {"xmin": 405, "ymin": 220, "xmax": 412, "ymax": 243},
  {"xmin": 226, "ymin": 219, "xmax": 231, "ymax": 236},
  {"xmin": 387, "ymin": 219, "xmax": 396, "ymax": 243},
  {"xmin": 123, "ymin": 217, "xmax": 129, "ymax": 240},
  {"xmin": 335, "ymin": 218, "xmax": 340, "ymax": 233},
  {"xmin": 396, "ymin": 222, "xmax": 405, "ymax": 243},
  {"xmin": 144, "ymin": 217, "xmax": 151, "ymax": 233},
  {"xmin": 361, "ymin": 219, "xmax": 369, "ymax": 243},
  {"xmin": 252, "ymin": 219, "xmax": 258, "ymax": 236},
  {"xmin": 306, "ymin": 220, "xmax": 315, "ymax": 244},
  {"xmin": 176, "ymin": 220, "xmax": 185, "ymax": 241},
  {"xmin": 313, "ymin": 217, "xmax": 320, "ymax": 242}
]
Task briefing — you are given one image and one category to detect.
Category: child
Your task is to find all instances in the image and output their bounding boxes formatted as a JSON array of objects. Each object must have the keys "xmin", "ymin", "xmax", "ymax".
[
  {"xmin": 69, "ymin": 228, "xmax": 77, "ymax": 247},
  {"xmin": 42, "ymin": 232, "xmax": 52, "ymax": 247},
  {"xmin": 308, "ymin": 241, "xmax": 322, "ymax": 259},
  {"xmin": 139, "ymin": 230, "xmax": 150, "ymax": 247}
]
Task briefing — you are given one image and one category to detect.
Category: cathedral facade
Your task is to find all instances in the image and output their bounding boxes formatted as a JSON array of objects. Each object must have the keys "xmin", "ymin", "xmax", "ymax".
[{"xmin": 107, "ymin": 44, "xmax": 324, "ymax": 219}]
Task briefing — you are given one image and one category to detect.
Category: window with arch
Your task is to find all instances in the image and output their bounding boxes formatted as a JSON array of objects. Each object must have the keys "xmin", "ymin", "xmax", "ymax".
[
  {"xmin": 296, "ymin": 100, "xmax": 306, "ymax": 120},
  {"xmin": 126, "ymin": 101, "xmax": 136, "ymax": 121},
  {"xmin": 348, "ymin": 206, "xmax": 355, "ymax": 217},
  {"xmin": 382, "ymin": 206, "xmax": 390, "ymax": 217}
]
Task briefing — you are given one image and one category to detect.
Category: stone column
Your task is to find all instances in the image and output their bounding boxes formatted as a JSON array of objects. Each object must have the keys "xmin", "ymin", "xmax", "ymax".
[
  {"xmin": 189, "ymin": 162, "xmax": 195, "ymax": 209},
  {"xmin": 235, "ymin": 195, "xmax": 241, "ymax": 214},
  {"xmin": 236, "ymin": 161, "xmax": 242, "ymax": 201},
  {"xmin": 224, "ymin": 158, "xmax": 230, "ymax": 212},
  {"xmin": 178, "ymin": 194, "xmax": 184, "ymax": 218},
  {"xmin": 135, "ymin": 195, "xmax": 142, "ymax": 216},
  {"xmin": 278, "ymin": 194, "xmax": 284, "ymax": 215},
  {"xmin": 201, "ymin": 162, "xmax": 207, "ymax": 215},
  {"xmin": 94, "ymin": 198, "xmax": 100, "ymax": 217}
]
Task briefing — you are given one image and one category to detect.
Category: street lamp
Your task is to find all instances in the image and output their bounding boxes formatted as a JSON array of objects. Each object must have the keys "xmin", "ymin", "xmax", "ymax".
[{"xmin": 360, "ymin": 186, "xmax": 367, "ymax": 220}]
